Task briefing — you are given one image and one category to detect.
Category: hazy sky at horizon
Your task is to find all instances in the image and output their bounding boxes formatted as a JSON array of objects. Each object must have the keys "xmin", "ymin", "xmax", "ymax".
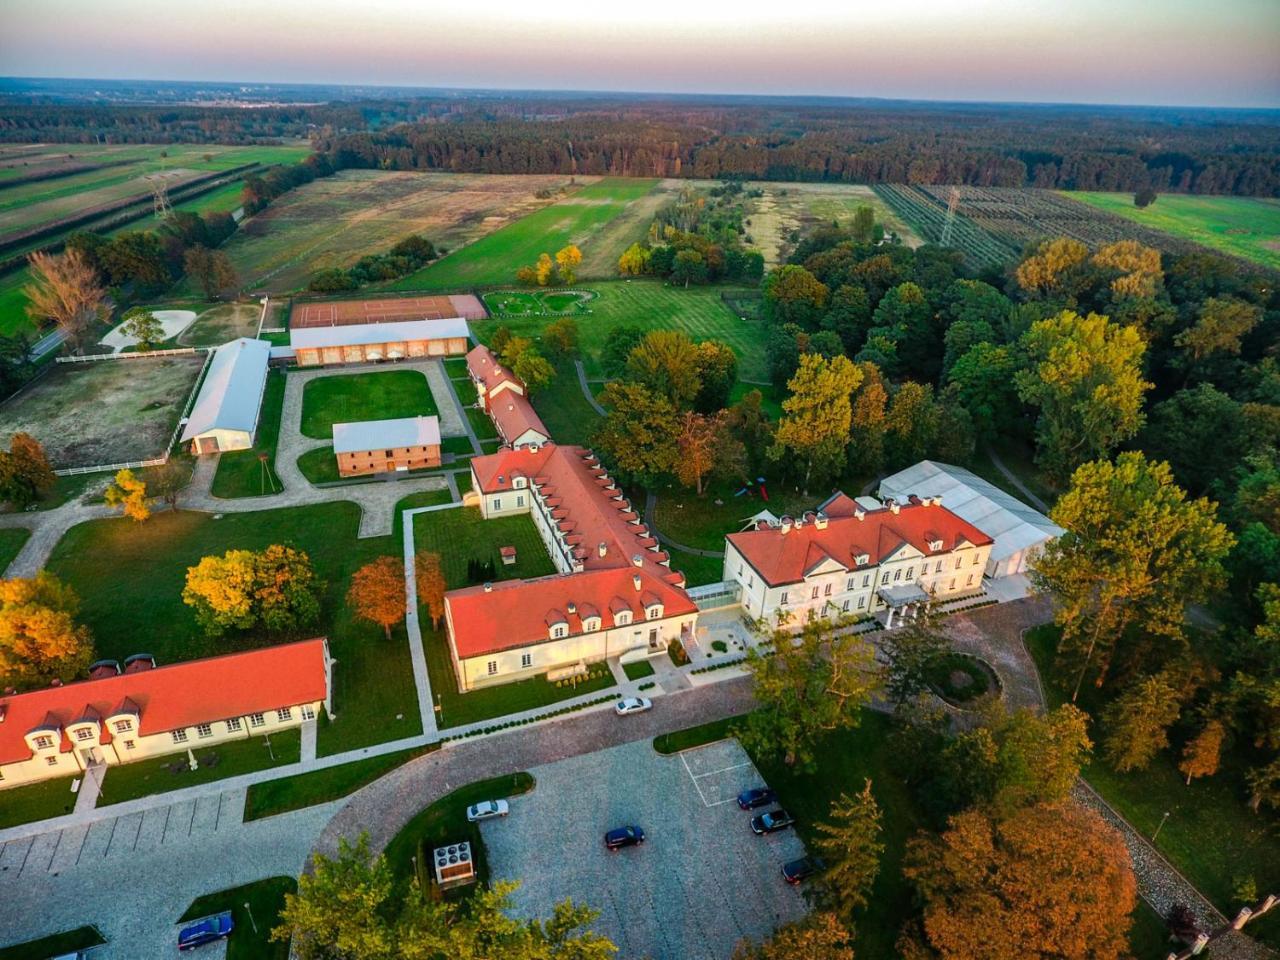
[{"xmin": 3, "ymin": 0, "xmax": 1278, "ymax": 108}]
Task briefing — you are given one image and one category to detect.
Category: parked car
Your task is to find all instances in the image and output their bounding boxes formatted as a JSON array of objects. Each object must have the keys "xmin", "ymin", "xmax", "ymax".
[
  {"xmin": 604, "ymin": 825, "xmax": 646, "ymax": 850},
  {"xmin": 178, "ymin": 912, "xmax": 233, "ymax": 951},
  {"xmin": 614, "ymin": 697, "xmax": 653, "ymax": 717},
  {"xmin": 466, "ymin": 799, "xmax": 510, "ymax": 822},
  {"xmin": 782, "ymin": 856, "xmax": 826, "ymax": 884},
  {"xmin": 736, "ymin": 787, "xmax": 777, "ymax": 810},
  {"xmin": 750, "ymin": 809, "xmax": 795, "ymax": 835}
]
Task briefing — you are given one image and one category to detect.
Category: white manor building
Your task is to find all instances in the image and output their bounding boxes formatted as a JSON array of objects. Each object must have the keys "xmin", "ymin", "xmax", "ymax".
[{"xmin": 723, "ymin": 492, "xmax": 994, "ymax": 628}]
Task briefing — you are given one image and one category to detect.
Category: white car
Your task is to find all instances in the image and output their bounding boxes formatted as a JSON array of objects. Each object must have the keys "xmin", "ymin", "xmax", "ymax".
[
  {"xmin": 615, "ymin": 697, "xmax": 653, "ymax": 717},
  {"xmin": 466, "ymin": 799, "xmax": 510, "ymax": 822}
]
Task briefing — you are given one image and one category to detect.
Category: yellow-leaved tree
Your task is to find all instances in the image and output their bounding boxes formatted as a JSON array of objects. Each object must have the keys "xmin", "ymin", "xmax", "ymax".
[
  {"xmin": 104, "ymin": 468, "xmax": 150, "ymax": 522},
  {"xmin": 770, "ymin": 353, "xmax": 862, "ymax": 493},
  {"xmin": 0, "ymin": 572, "xmax": 94, "ymax": 689}
]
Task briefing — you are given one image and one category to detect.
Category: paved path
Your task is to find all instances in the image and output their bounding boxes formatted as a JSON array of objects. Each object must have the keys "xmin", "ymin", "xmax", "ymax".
[
  {"xmin": 574, "ymin": 359, "xmax": 607, "ymax": 416},
  {"xmin": 644, "ymin": 491, "xmax": 726, "ymax": 559},
  {"xmin": 983, "ymin": 444, "xmax": 1051, "ymax": 513}
]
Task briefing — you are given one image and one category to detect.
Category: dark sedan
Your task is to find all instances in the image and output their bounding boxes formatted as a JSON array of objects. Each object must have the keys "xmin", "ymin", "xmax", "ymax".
[
  {"xmin": 750, "ymin": 809, "xmax": 795, "ymax": 835},
  {"xmin": 736, "ymin": 787, "xmax": 777, "ymax": 810},
  {"xmin": 178, "ymin": 912, "xmax": 233, "ymax": 951},
  {"xmin": 782, "ymin": 856, "xmax": 826, "ymax": 884},
  {"xmin": 604, "ymin": 825, "xmax": 645, "ymax": 850}
]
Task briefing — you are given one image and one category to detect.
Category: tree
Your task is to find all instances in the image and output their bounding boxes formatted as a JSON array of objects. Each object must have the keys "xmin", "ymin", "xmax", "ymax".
[
  {"xmin": 183, "ymin": 245, "xmax": 238, "ymax": 299},
  {"xmin": 1100, "ymin": 672, "xmax": 1185, "ymax": 772},
  {"xmin": 770, "ymin": 354, "xmax": 862, "ymax": 493},
  {"xmin": 499, "ymin": 336, "xmax": 533, "ymax": 369},
  {"xmin": 1135, "ymin": 187, "xmax": 1158, "ymax": 207},
  {"xmin": 881, "ymin": 604, "xmax": 951, "ymax": 705},
  {"xmin": 1246, "ymin": 756, "xmax": 1280, "ymax": 813},
  {"xmin": 727, "ymin": 389, "xmax": 773, "ymax": 478},
  {"xmin": 1179, "ymin": 718, "xmax": 1225, "ymax": 785},
  {"xmin": 512, "ymin": 348, "xmax": 555, "ymax": 395},
  {"xmin": 671, "ymin": 249, "xmax": 707, "ymax": 287},
  {"xmin": 884, "ymin": 381, "xmax": 940, "ymax": 469},
  {"xmin": 415, "ymin": 552, "xmax": 447, "ymax": 630},
  {"xmin": 731, "ymin": 913, "xmax": 855, "ymax": 960},
  {"xmin": 543, "ymin": 318, "xmax": 580, "ymax": 362},
  {"xmin": 120, "ymin": 307, "xmax": 166, "ymax": 351},
  {"xmin": 903, "ymin": 803, "xmax": 1137, "ymax": 960},
  {"xmin": 822, "ymin": 284, "xmax": 872, "ymax": 353},
  {"xmin": 1014, "ymin": 237, "xmax": 1091, "ymax": 299},
  {"xmin": 866, "ymin": 281, "xmax": 938, "ymax": 381},
  {"xmin": 618, "ymin": 242, "xmax": 651, "ymax": 276},
  {"xmin": 554, "ymin": 244, "xmax": 582, "ymax": 285},
  {"xmin": 848, "ymin": 366, "xmax": 887, "ymax": 477},
  {"xmin": 100, "ymin": 231, "xmax": 171, "ymax": 291},
  {"xmin": 601, "ymin": 325, "xmax": 644, "ymax": 379},
  {"xmin": 693, "ymin": 340, "xmax": 738, "ymax": 413},
  {"xmin": 274, "ymin": 834, "xmax": 393, "ymax": 959},
  {"xmin": 0, "ymin": 433, "xmax": 55, "ymax": 508},
  {"xmin": 1091, "ymin": 240, "xmax": 1163, "ymax": 299},
  {"xmin": 183, "ymin": 545, "xmax": 321, "ymax": 636},
  {"xmin": 0, "ymin": 572, "xmax": 94, "ymax": 689},
  {"xmin": 145, "ymin": 459, "xmax": 187, "ymax": 511},
  {"xmin": 103, "ymin": 468, "xmax": 150, "ymax": 522},
  {"xmin": 593, "ymin": 382, "xmax": 679, "ymax": 483},
  {"xmin": 946, "ymin": 342, "xmax": 1021, "ymax": 442},
  {"xmin": 740, "ymin": 618, "xmax": 880, "ymax": 770},
  {"xmin": 1174, "ymin": 296, "xmax": 1262, "ymax": 362},
  {"xmin": 851, "ymin": 205, "xmax": 877, "ymax": 243},
  {"xmin": 675, "ymin": 411, "xmax": 720, "ymax": 495},
  {"xmin": 625, "ymin": 330, "xmax": 703, "ymax": 408},
  {"xmin": 347, "ymin": 556, "xmax": 406, "ymax": 639},
  {"xmin": 1015, "ymin": 310, "xmax": 1151, "ymax": 482},
  {"xmin": 535, "ymin": 252, "xmax": 555, "ymax": 286},
  {"xmin": 489, "ymin": 325, "xmax": 514, "ymax": 358},
  {"xmin": 813, "ymin": 779, "xmax": 884, "ymax": 920},
  {"xmin": 1032, "ymin": 453, "xmax": 1234, "ymax": 698},
  {"xmin": 763, "ymin": 264, "xmax": 829, "ymax": 329},
  {"xmin": 24, "ymin": 248, "xmax": 105, "ymax": 351}
]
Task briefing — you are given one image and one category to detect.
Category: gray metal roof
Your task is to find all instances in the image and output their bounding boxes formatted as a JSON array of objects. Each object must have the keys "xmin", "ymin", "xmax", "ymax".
[
  {"xmin": 878, "ymin": 460, "xmax": 1064, "ymax": 563},
  {"xmin": 180, "ymin": 338, "xmax": 271, "ymax": 441},
  {"xmin": 332, "ymin": 415, "xmax": 441, "ymax": 454},
  {"xmin": 290, "ymin": 317, "xmax": 469, "ymax": 350}
]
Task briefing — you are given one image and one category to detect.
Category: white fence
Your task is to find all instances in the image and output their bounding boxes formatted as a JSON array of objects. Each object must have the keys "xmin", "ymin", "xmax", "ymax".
[{"xmin": 56, "ymin": 347, "xmax": 200, "ymax": 364}]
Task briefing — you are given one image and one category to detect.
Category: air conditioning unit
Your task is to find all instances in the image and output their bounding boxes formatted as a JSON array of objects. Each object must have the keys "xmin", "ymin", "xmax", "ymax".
[{"xmin": 433, "ymin": 841, "xmax": 476, "ymax": 888}]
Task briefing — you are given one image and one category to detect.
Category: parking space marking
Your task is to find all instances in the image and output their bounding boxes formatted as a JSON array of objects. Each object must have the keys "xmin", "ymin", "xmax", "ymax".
[{"xmin": 680, "ymin": 748, "xmax": 754, "ymax": 807}]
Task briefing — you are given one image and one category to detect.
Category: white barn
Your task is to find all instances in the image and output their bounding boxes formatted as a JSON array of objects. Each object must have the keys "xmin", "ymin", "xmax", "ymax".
[
  {"xmin": 181, "ymin": 338, "xmax": 271, "ymax": 455},
  {"xmin": 878, "ymin": 460, "xmax": 1063, "ymax": 579}
]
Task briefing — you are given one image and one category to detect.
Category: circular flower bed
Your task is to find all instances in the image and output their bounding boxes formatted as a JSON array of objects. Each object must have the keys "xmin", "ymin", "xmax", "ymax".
[{"xmin": 925, "ymin": 653, "xmax": 1001, "ymax": 707}]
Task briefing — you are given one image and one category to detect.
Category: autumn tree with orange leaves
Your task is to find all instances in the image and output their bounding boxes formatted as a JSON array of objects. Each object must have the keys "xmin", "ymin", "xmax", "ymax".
[
  {"xmin": 0, "ymin": 572, "xmax": 94, "ymax": 689},
  {"xmin": 415, "ymin": 552, "xmax": 447, "ymax": 629},
  {"xmin": 348, "ymin": 557, "xmax": 406, "ymax": 639}
]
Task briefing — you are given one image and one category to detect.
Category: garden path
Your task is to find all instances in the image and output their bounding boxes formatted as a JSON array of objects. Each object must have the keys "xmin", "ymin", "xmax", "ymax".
[
  {"xmin": 573, "ymin": 359, "xmax": 607, "ymax": 416},
  {"xmin": 983, "ymin": 443, "xmax": 1050, "ymax": 513},
  {"xmin": 643, "ymin": 491, "xmax": 725, "ymax": 559}
]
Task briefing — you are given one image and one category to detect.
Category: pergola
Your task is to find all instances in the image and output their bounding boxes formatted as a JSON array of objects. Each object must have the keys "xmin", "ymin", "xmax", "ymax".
[{"xmin": 877, "ymin": 583, "xmax": 929, "ymax": 628}]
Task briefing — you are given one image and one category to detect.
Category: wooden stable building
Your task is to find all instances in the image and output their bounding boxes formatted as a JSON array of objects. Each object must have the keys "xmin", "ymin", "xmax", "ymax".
[
  {"xmin": 291, "ymin": 318, "xmax": 470, "ymax": 367},
  {"xmin": 332, "ymin": 415, "xmax": 442, "ymax": 477}
]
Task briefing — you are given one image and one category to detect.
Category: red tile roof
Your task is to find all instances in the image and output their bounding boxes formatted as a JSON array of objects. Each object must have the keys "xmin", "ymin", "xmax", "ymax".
[
  {"xmin": 447, "ymin": 567, "xmax": 696, "ymax": 658},
  {"xmin": 0, "ymin": 639, "xmax": 328, "ymax": 765},
  {"xmin": 465, "ymin": 344, "xmax": 522, "ymax": 395},
  {"xmin": 726, "ymin": 500, "xmax": 992, "ymax": 587},
  {"xmin": 490, "ymin": 392, "xmax": 549, "ymax": 444}
]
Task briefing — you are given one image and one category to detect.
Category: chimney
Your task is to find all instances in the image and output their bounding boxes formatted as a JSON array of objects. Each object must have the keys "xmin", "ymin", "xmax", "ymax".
[
  {"xmin": 483, "ymin": 582, "xmax": 492, "ymax": 593},
  {"xmin": 567, "ymin": 601, "xmax": 577, "ymax": 614},
  {"xmin": 814, "ymin": 512, "xmax": 828, "ymax": 530},
  {"xmin": 890, "ymin": 501, "xmax": 900, "ymax": 514},
  {"xmin": 854, "ymin": 508, "xmax": 865, "ymax": 521},
  {"xmin": 632, "ymin": 554, "xmax": 643, "ymax": 567},
  {"xmin": 597, "ymin": 541, "xmax": 608, "ymax": 558},
  {"xmin": 779, "ymin": 516, "xmax": 793, "ymax": 534},
  {"xmin": 633, "ymin": 574, "xmax": 642, "ymax": 591},
  {"xmin": 50, "ymin": 679, "xmax": 62, "ymax": 687}
]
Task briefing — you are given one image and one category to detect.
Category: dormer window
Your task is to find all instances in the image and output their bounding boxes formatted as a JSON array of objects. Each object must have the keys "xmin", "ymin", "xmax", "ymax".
[
  {"xmin": 854, "ymin": 553, "xmax": 870, "ymax": 566},
  {"xmin": 928, "ymin": 539, "xmax": 943, "ymax": 552},
  {"xmin": 73, "ymin": 727, "xmax": 95, "ymax": 742},
  {"xmin": 646, "ymin": 605, "xmax": 663, "ymax": 619},
  {"xmin": 114, "ymin": 719, "xmax": 132, "ymax": 733},
  {"xmin": 551, "ymin": 624, "xmax": 567, "ymax": 639},
  {"xmin": 583, "ymin": 617, "xmax": 601, "ymax": 632},
  {"xmin": 514, "ymin": 477, "xmax": 527, "ymax": 489},
  {"xmin": 616, "ymin": 611, "xmax": 632, "ymax": 625},
  {"xmin": 32, "ymin": 734, "xmax": 55, "ymax": 750}
]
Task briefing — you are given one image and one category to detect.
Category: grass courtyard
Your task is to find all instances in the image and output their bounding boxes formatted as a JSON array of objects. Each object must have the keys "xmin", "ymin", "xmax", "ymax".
[
  {"xmin": 300, "ymin": 369, "xmax": 438, "ymax": 439},
  {"xmin": 210, "ymin": 369, "xmax": 286, "ymax": 499},
  {"xmin": 46, "ymin": 495, "xmax": 448, "ymax": 757}
]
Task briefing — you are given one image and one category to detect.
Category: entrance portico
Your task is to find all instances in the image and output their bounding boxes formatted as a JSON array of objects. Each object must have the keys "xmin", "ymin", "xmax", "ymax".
[{"xmin": 878, "ymin": 583, "xmax": 929, "ymax": 628}]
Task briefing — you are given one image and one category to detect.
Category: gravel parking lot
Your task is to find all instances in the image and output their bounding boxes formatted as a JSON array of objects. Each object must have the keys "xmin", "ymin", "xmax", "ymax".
[{"xmin": 482, "ymin": 738, "xmax": 807, "ymax": 960}]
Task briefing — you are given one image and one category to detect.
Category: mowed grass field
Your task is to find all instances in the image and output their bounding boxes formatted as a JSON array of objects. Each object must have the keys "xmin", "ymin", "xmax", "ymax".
[
  {"xmin": 1070, "ymin": 192, "xmax": 1280, "ymax": 271},
  {"xmin": 746, "ymin": 181, "xmax": 922, "ymax": 265},
  {"xmin": 195, "ymin": 170, "xmax": 583, "ymax": 295},
  {"xmin": 387, "ymin": 178, "xmax": 659, "ymax": 290},
  {"xmin": 471, "ymin": 279, "xmax": 768, "ymax": 381}
]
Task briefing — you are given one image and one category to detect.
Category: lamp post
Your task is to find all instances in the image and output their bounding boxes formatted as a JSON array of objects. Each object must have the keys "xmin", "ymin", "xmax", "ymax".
[
  {"xmin": 1153, "ymin": 810, "xmax": 1171, "ymax": 842},
  {"xmin": 244, "ymin": 901, "xmax": 258, "ymax": 934}
]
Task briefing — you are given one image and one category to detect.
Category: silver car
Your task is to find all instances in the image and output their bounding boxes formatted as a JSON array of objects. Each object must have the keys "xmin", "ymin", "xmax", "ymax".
[
  {"xmin": 466, "ymin": 799, "xmax": 510, "ymax": 821},
  {"xmin": 614, "ymin": 697, "xmax": 653, "ymax": 716}
]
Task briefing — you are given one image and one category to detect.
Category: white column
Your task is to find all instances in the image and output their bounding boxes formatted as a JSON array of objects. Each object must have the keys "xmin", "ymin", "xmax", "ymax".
[{"xmin": 885, "ymin": 606, "xmax": 895, "ymax": 629}]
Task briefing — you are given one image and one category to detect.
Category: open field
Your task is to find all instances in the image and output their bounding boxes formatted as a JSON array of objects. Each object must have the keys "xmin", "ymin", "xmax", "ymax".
[
  {"xmin": 874, "ymin": 184, "xmax": 1019, "ymax": 269},
  {"xmin": 0, "ymin": 354, "xmax": 204, "ymax": 468},
  {"xmin": 200, "ymin": 170, "xmax": 583, "ymax": 295},
  {"xmin": 1071, "ymin": 192, "xmax": 1280, "ymax": 271},
  {"xmin": 300, "ymin": 369, "xmax": 437, "ymax": 439},
  {"xmin": 291, "ymin": 293, "xmax": 485, "ymax": 326},
  {"xmin": 574, "ymin": 177, "xmax": 685, "ymax": 276},
  {"xmin": 747, "ymin": 181, "xmax": 922, "ymax": 265},
  {"xmin": 472, "ymin": 280, "xmax": 768, "ymax": 381},
  {"xmin": 387, "ymin": 178, "xmax": 659, "ymax": 290},
  {"xmin": 171, "ymin": 301, "xmax": 263, "ymax": 346}
]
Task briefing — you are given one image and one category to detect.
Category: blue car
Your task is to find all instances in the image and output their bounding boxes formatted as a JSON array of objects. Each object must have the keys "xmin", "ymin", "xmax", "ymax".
[
  {"xmin": 604, "ymin": 825, "xmax": 645, "ymax": 850},
  {"xmin": 178, "ymin": 912, "xmax": 233, "ymax": 951},
  {"xmin": 736, "ymin": 787, "xmax": 777, "ymax": 810}
]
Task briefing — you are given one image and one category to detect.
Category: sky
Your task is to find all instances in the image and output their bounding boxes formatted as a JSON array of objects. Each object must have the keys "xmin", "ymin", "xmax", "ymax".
[{"xmin": 2, "ymin": 0, "xmax": 1278, "ymax": 109}]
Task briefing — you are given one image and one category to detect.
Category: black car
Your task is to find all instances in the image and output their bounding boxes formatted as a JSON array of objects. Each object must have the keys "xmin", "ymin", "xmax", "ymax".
[
  {"xmin": 736, "ymin": 787, "xmax": 777, "ymax": 810},
  {"xmin": 750, "ymin": 809, "xmax": 795, "ymax": 835},
  {"xmin": 604, "ymin": 825, "xmax": 645, "ymax": 850},
  {"xmin": 782, "ymin": 856, "xmax": 826, "ymax": 884}
]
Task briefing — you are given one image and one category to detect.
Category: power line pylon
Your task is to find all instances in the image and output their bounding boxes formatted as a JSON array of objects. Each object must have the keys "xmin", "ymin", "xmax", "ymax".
[{"xmin": 940, "ymin": 186, "xmax": 960, "ymax": 247}]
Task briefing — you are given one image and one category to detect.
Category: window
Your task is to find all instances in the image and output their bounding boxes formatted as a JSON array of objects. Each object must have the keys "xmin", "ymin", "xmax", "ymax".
[
  {"xmin": 74, "ymin": 727, "xmax": 94, "ymax": 742},
  {"xmin": 949, "ymin": 578, "xmax": 956, "ymax": 590},
  {"xmin": 966, "ymin": 574, "xmax": 974, "ymax": 586},
  {"xmin": 807, "ymin": 607, "xmax": 816, "ymax": 622},
  {"xmin": 846, "ymin": 578, "xmax": 854, "ymax": 591},
  {"xmin": 842, "ymin": 599, "xmax": 850, "ymax": 612},
  {"xmin": 647, "ymin": 606, "xmax": 662, "ymax": 619},
  {"xmin": 300, "ymin": 705, "xmax": 314, "ymax": 721},
  {"xmin": 492, "ymin": 498, "xmax": 501, "ymax": 511},
  {"xmin": 862, "ymin": 574, "xmax": 870, "ymax": 588},
  {"xmin": 196, "ymin": 723, "xmax": 213, "ymax": 738},
  {"xmin": 46, "ymin": 756, "xmax": 59, "ymax": 766},
  {"xmin": 811, "ymin": 586, "xmax": 819, "ymax": 600},
  {"xmin": 277, "ymin": 707, "xmax": 292, "ymax": 722},
  {"xmin": 33, "ymin": 735, "xmax": 54, "ymax": 750},
  {"xmin": 385, "ymin": 449, "xmax": 393, "ymax": 458},
  {"xmin": 552, "ymin": 625, "xmax": 566, "ymax": 639},
  {"xmin": 857, "ymin": 596, "xmax": 866, "ymax": 610},
  {"xmin": 521, "ymin": 652, "xmax": 532, "ymax": 668},
  {"xmin": 172, "ymin": 729, "xmax": 189, "ymax": 744},
  {"xmin": 905, "ymin": 567, "xmax": 914, "ymax": 580},
  {"xmin": 781, "ymin": 591, "xmax": 789, "ymax": 604},
  {"xmin": 893, "ymin": 569, "xmax": 901, "ymax": 581},
  {"xmin": 824, "ymin": 583, "xmax": 832, "ymax": 596},
  {"xmin": 740, "ymin": 564, "xmax": 745, "ymax": 576},
  {"xmin": 881, "ymin": 572, "xmax": 889, "ymax": 585},
  {"xmin": 124, "ymin": 739, "xmax": 135, "ymax": 750},
  {"xmin": 935, "ymin": 561, "xmax": 943, "ymax": 573},
  {"xmin": 249, "ymin": 713, "xmax": 265, "ymax": 728},
  {"xmin": 114, "ymin": 719, "xmax": 132, "ymax": 734},
  {"xmin": 617, "ymin": 611, "xmax": 631, "ymax": 625},
  {"xmin": 973, "ymin": 554, "xmax": 980, "ymax": 565},
  {"xmin": 748, "ymin": 576, "xmax": 754, "ymax": 588},
  {"xmin": 226, "ymin": 717, "xmax": 243, "ymax": 732},
  {"xmin": 955, "ymin": 557, "xmax": 962, "ymax": 569},
  {"xmin": 487, "ymin": 660, "xmax": 498, "ymax": 676},
  {"xmin": 516, "ymin": 495, "xmax": 525, "ymax": 508}
]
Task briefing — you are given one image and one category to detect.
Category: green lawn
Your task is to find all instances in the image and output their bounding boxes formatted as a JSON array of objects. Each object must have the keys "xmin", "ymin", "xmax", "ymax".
[
  {"xmin": 210, "ymin": 369, "xmax": 286, "ymax": 498},
  {"xmin": 466, "ymin": 406, "xmax": 499, "ymax": 440},
  {"xmin": 413, "ymin": 505, "xmax": 556, "ymax": 588},
  {"xmin": 483, "ymin": 290, "xmax": 595, "ymax": 318},
  {"xmin": 1027, "ymin": 625, "xmax": 1280, "ymax": 948},
  {"xmin": 472, "ymin": 280, "xmax": 768, "ymax": 382},
  {"xmin": 443, "ymin": 358, "xmax": 468, "ymax": 378},
  {"xmin": 0, "ymin": 926, "xmax": 104, "ymax": 960},
  {"xmin": 0, "ymin": 526, "xmax": 30, "ymax": 573},
  {"xmin": 623, "ymin": 659, "xmax": 656, "ymax": 681},
  {"xmin": 384, "ymin": 772, "xmax": 535, "ymax": 888},
  {"xmin": 296, "ymin": 445, "xmax": 341, "ymax": 484},
  {"xmin": 388, "ymin": 179, "xmax": 657, "ymax": 291},
  {"xmin": 99, "ymin": 730, "xmax": 300, "ymax": 807},
  {"xmin": 653, "ymin": 480, "xmax": 813, "ymax": 552},
  {"xmin": 300, "ymin": 370, "xmax": 437, "ymax": 439},
  {"xmin": 0, "ymin": 775, "xmax": 79, "ymax": 829},
  {"xmin": 527, "ymin": 366, "xmax": 602, "ymax": 447},
  {"xmin": 1069, "ymin": 192, "xmax": 1280, "ymax": 271},
  {"xmin": 666, "ymin": 548, "xmax": 725, "ymax": 588},
  {"xmin": 46, "ymin": 495, "xmax": 445, "ymax": 756},
  {"xmin": 452, "ymin": 376, "xmax": 479, "ymax": 406},
  {"xmin": 179, "ymin": 876, "xmax": 297, "ymax": 960},
  {"xmin": 244, "ymin": 744, "xmax": 440, "ymax": 821}
]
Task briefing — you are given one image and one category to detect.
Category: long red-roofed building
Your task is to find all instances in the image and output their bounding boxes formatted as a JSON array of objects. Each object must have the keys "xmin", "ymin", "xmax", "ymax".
[
  {"xmin": 724, "ymin": 494, "xmax": 993, "ymax": 627},
  {"xmin": 0, "ymin": 639, "xmax": 332, "ymax": 789},
  {"xmin": 465, "ymin": 344, "xmax": 549, "ymax": 448},
  {"xmin": 446, "ymin": 443, "xmax": 696, "ymax": 689}
]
